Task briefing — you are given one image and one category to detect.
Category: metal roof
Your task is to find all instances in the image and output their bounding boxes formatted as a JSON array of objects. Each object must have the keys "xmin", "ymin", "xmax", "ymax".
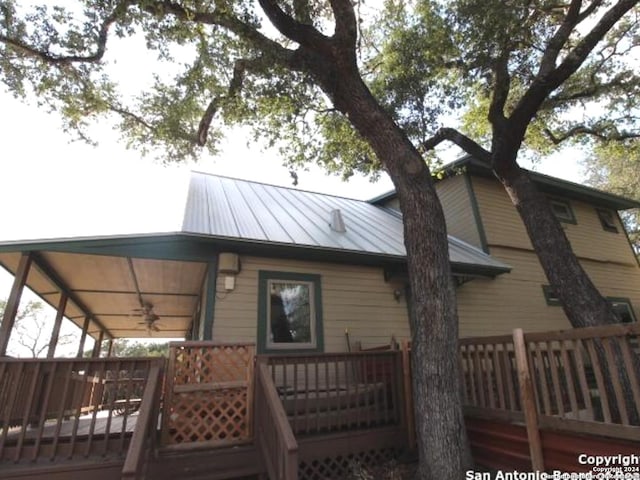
[{"xmin": 182, "ymin": 172, "xmax": 510, "ymax": 273}]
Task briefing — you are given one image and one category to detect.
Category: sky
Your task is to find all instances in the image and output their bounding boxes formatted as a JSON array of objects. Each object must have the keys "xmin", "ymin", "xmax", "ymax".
[{"xmin": 0, "ymin": 3, "xmax": 591, "ymax": 355}]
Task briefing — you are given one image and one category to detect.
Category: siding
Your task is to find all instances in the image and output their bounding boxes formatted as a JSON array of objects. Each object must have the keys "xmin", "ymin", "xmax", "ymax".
[
  {"xmin": 471, "ymin": 176, "xmax": 636, "ymax": 266},
  {"xmin": 212, "ymin": 256, "xmax": 409, "ymax": 351},
  {"xmin": 376, "ymin": 174, "xmax": 483, "ymax": 249},
  {"xmin": 435, "ymin": 174, "xmax": 482, "ymax": 249},
  {"xmin": 457, "ymin": 246, "xmax": 640, "ymax": 337}
]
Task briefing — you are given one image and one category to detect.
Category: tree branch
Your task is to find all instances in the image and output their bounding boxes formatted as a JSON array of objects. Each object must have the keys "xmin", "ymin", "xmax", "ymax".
[
  {"xmin": 544, "ymin": 125, "xmax": 640, "ymax": 144},
  {"xmin": 196, "ymin": 56, "xmax": 264, "ymax": 146},
  {"xmin": 513, "ymin": 0, "xmax": 637, "ymax": 126},
  {"xmin": 328, "ymin": 0, "xmax": 358, "ymax": 52},
  {"xmin": 538, "ymin": 0, "xmax": 583, "ymax": 76},
  {"xmin": 257, "ymin": 0, "xmax": 331, "ymax": 54},
  {"xmin": 0, "ymin": 1, "xmax": 131, "ymax": 65},
  {"xmin": 488, "ymin": 51, "xmax": 510, "ymax": 125},
  {"xmin": 421, "ymin": 128, "xmax": 491, "ymax": 163},
  {"xmin": 145, "ymin": 1, "xmax": 297, "ymax": 68}
]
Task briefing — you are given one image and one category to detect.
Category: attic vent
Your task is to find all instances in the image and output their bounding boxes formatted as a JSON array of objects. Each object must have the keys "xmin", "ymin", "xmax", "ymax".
[{"xmin": 329, "ymin": 209, "xmax": 347, "ymax": 233}]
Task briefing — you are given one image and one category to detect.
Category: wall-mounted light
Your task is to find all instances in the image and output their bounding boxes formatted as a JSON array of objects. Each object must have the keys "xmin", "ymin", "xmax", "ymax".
[{"xmin": 393, "ymin": 289, "xmax": 403, "ymax": 302}]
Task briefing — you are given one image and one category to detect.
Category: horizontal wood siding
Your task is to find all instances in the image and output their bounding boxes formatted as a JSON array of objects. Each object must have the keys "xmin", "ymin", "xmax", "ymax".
[
  {"xmin": 457, "ymin": 247, "xmax": 640, "ymax": 337},
  {"xmin": 212, "ymin": 256, "xmax": 409, "ymax": 351},
  {"xmin": 471, "ymin": 176, "xmax": 637, "ymax": 266},
  {"xmin": 435, "ymin": 174, "xmax": 482, "ymax": 248}
]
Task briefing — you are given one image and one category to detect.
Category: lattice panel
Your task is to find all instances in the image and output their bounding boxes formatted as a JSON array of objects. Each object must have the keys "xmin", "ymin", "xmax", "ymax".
[
  {"xmin": 172, "ymin": 344, "xmax": 253, "ymax": 384},
  {"xmin": 165, "ymin": 387, "xmax": 250, "ymax": 444},
  {"xmin": 299, "ymin": 447, "xmax": 400, "ymax": 480}
]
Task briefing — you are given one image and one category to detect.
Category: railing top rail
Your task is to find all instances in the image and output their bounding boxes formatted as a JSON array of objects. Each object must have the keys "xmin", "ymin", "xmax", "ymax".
[
  {"xmin": 0, "ymin": 356, "xmax": 166, "ymax": 364},
  {"xmin": 169, "ymin": 341, "xmax": 256, "ymax": 348},
  {"xmin": 459, "ymin": 334, "xmax": 514, "ymax": 345},
  {"xmin": 523, "ymin": 323, "xmax": 639, "ymax": 342},
  {"xmin": 257, "ymin": 362, "xmax": 298, "ymax": 452},
  {"xmin": 262, "ymin": 349, "xmax": 400, "ymax": 361},
  {"xmin": 458, "ymin": 323, "xmax": 640, "ymax": 347}
]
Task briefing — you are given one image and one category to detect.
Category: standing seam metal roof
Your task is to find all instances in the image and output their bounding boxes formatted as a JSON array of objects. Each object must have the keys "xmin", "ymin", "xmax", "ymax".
[{"xmin": 182, "ymin": 172, "xmax": 510, "ymax": 271}]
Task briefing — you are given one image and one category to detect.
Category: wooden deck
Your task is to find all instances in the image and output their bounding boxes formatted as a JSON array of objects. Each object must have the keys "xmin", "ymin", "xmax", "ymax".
[
  {"xmin": 4, "ymin": 411, "xmax": 139, "ymax": 442},
  {"xmin": 2, "ymin": 324, "xmax": 639, "ymax": 480}
]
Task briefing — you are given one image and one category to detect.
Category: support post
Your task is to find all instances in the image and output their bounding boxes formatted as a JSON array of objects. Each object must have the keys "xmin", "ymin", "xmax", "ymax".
[
  {"xmin": 0, "ymin": 252, "xmax": 32, "ymax": 356},
  {"xmin": 92, "ymin": 330, "xmax": 104, "ymax": 358},
  {"xmin": 513, "ymin": 328, "xmax": 545, "ymax": 471},
  {"xmin": 106, "ymin": 339, "xmax": 114, "ymax": 357},
  {"xmin": 401, "ymin": 340, "xmax": 415, "ymax": 451},
  {"xmin": 77, "ymin": 316, "xmax": 91, "ymax": 358},
  {"xmin": 47, "ymin": 293, "xmax": 68, "ymax": 358}
]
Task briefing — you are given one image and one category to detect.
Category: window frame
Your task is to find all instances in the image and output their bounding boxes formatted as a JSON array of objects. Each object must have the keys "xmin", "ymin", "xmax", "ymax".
[
  {"xmin": 542, "ymin": 285, "xmax": 562, "ymax": 306},
  {"xmin": 596, "ymin": 208, "xmax": 619, "ymax": 233},
  {"xmin": 257, "ymin": 270, "xmax": 324, "ymax": 354},
  {"xmin": 607, "ymin": 297, "xmax": 637, "ymax": 324},
  {"xmin": 548, "ymin": 197, "xmax": 577, "ymax": 224}
]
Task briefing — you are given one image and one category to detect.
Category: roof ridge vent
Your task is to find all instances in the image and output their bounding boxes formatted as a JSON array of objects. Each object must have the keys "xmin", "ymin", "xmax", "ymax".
[{"xmin": 329, "ymin": 209, "xmax": 347, "ymax": 233}]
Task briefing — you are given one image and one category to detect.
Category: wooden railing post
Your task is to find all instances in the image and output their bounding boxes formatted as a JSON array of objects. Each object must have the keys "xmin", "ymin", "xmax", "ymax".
[
  {"xmin": 400, "ymin": 341, "xmax": 415, "ymax": 451},
  {"xmin": 512, "ymin": 328, "xmax": 544, "ymax": 472}
]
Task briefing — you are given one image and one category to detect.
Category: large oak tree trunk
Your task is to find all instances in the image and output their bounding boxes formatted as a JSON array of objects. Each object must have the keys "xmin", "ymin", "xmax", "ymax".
[{"xmin": 311, "ymin": 60, "xmax": 473, "ymax": 477}]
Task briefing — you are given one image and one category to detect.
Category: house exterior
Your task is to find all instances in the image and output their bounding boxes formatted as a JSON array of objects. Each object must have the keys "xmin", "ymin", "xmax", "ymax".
[
  {"xmin": 1, "ymin": 162, "xmax": 639, "ymax": 480},
  {"xmin": 372, "ymin": 156, "xmax": 640, "ymax": 337},
  {"xmin": 0, "ymin": 160, "xmax": 638, "ymax": 355}
]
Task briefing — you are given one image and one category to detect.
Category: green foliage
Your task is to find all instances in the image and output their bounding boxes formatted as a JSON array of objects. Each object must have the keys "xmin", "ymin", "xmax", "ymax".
[{"xmin": 85, "ymin": 338, "xmax": 170, "ymax": 357}]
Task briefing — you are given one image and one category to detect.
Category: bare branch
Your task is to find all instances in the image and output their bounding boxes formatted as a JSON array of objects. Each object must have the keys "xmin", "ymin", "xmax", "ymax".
[{"xmin": 421, "ymin": 128, "xmax": 491, "ymax": 164}]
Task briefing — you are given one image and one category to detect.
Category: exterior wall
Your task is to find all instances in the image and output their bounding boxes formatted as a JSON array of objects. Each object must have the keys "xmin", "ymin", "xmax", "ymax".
[
  {"xmin": 435, "ymin": 174, "xmax": 483, "ymax": 249},
  {"xmin": 456, "ymin": 175, "xmax": 640, "ymax": 337},
  {"xmin": 376, "ymin": 174, "xmax": 483, "ymax": 249},
  {"xmin": 211, "ymin": 255, "xmax": 409, "ymax": 351},
  {"xmin": 470, "ymin": 176, "xmax": 636, "ymax": 265}
]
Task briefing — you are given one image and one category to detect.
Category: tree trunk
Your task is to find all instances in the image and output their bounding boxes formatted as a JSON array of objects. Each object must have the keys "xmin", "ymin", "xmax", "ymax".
[
  {"xmin": 495, "ymin": 164, "xmax": 640, "ymax": 425},
  {"xmin": 309, "ymin": 59, "xmax": 473, "ymax": 477}
]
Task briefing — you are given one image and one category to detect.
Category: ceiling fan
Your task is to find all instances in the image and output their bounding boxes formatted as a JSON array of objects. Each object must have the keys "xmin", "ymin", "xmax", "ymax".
[{"xmin": 132, "ymin": 301, "xmax": 162, "ymax": 334}]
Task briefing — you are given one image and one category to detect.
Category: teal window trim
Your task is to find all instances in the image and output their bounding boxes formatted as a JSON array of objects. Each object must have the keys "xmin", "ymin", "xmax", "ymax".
[
  {"xmin": 201, "ymin": 260, "xmax": 217, "ymax": 340},
  {"xmin": 464, "ymin": 173, "xmax": 490, "ymax": 254},
  {"xmin": 257, "ymin": 270, "xmax": 324, "ymax": 354},
  {"xmin": 595, "ymin": 208, "xmax": 619, "ymax": 233},
  {"xmin": 548, "ymin": 197, "xmax": 577, "ymax": 224},
  {"xmin": 607, "ymin": 297, "xmax": 637, "ymax": 323},
  {"xmin": 542, "ymin": 285, "xmax": 562, "ymax": 306}
]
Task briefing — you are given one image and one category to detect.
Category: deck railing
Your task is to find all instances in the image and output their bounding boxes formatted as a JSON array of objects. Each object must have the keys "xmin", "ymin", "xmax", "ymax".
[
  {"xmin": 459, "ymin": 324, "xmax": 640, "ymax": 431},
  {"xmin": 122, "ymin": 361, "xmax": 163, "ymax": 480},
  {"xmin": 457, "ymin": 323, "xmax": 640, "ymax": 470},
  {"xmin": 255, "ymin": 359, "xmax": 298, "ymax": 480},
  {"xmin": 161, "ymin": 342, "xmax": 255, "ymax": 448},
  {"xmin": 265, "ymin": 351, "xmax": 404, "ymax": 436},
  {"xmin": 0, "ymin": 357, "xmax": 163, "ymax": 465}
]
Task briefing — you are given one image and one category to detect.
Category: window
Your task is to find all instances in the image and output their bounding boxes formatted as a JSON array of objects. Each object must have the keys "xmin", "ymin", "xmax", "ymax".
[
  {"xmin": 542, "ymin": 285, "xmax": 561, "ymax": 306},
  {"xmin": 548, "ymin": 198, "xmax": 576, "ymax": 224},
  {"xmin": 596, "ymin": 208, "xmax": 619, "ymax": 233},
  {"xmin": 257, "ymin": 271, "xmax": 323, "ymax": 353},
  {"xmin": 608, "ymin": 297, "xmax": 637, "ymax": 324}
]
